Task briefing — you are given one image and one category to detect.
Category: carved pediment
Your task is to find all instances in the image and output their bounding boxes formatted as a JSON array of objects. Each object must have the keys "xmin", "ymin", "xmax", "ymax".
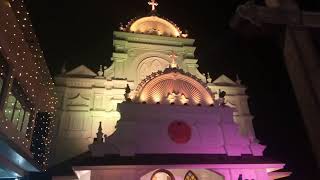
[
  {"xmin": 213, "ymin": 75, "xmax": 238, "ymax": 86},
  {"xmin": 66, "ymin": 65, "xmax": 97, "ymax": 77},
  {"xmin": 67, "ymin": 94, "xmax": 90, "ymax": 106}
]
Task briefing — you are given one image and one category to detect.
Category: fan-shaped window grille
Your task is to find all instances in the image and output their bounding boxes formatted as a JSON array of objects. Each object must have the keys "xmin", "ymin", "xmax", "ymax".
[
  {"xmin": 184, "ymin": 171, "xmax": 198, "ymax": 180},
  {"xmin": 151, "ymin": 169, "xmax": 174, "ymax": 180}
]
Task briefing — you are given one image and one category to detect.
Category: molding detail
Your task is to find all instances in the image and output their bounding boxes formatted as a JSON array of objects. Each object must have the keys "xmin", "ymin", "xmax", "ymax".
[
  {"xmin": 67, "ymin": 93, "xmax": 90, "ymax": 107},
  {"xmin": 213, "ymin": 75, "xmax": 238, "ymax": 86},
  {"xmin": 66, "ymin": 65, "xmax": 97, "ymax": 77}
]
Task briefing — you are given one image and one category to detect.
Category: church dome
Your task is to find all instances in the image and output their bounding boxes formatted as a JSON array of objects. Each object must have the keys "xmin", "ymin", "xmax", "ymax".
[
  {"xmin": 133, "ymin": 68, "xmax": 214, "ymax": 106},
  {"xmin": 126, "ymin": 16, "xmax": 183, "ymax": 37},
  {"xmin": 119, "ymin": 0, "xmax": 188, "ymax": 38}
]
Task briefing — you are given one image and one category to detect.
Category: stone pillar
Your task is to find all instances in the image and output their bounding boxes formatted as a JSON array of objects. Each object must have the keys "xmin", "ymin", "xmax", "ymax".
[{"xmin": 112, "ymin": 53, "xmax": 128, "ymax": 79}]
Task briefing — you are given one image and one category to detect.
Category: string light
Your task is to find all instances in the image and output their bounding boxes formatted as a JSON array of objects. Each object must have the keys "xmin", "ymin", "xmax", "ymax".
[{"xmin": 0, "ymin": 0, "xmax": 58, "ymax": 170}]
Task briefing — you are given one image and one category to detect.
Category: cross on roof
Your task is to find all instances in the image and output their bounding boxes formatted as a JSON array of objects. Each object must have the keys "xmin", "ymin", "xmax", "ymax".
[{"xmin": 148, "ymin": 0, "xmax": 158, "ymax": 11}]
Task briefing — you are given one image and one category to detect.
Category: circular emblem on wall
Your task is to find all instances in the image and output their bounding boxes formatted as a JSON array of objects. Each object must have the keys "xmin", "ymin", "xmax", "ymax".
[{"xmin": 168, "ymin": 121, "xmax": 191, "ymax": 144}]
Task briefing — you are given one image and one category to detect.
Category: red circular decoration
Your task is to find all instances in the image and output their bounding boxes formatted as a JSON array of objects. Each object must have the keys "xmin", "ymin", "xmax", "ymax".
[{"xmin": 168, "ymin": 121, "xmax": 191, "ymax": 144}]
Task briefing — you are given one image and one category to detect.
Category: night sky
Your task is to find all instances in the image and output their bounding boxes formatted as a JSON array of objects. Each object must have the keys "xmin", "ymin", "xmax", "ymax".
[{"xmin": 26, "ymin": 0, "xmax": 320, "ymax": 179}]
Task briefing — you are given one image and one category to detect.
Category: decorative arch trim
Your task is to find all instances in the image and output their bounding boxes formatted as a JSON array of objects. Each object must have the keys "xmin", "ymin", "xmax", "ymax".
[
  {"xmin": 184, "ymin": 170, "xmax": 198, "ymax": 180},
  {"xmin": 134, "ymin": 68, "xmax": 214, "ymax": 106},
  {"xmin": 130, "ymin": 52, "xmax": 171, "ymax": 83},
  {"xmin": 151, "ymin": 169, "xmax": 175, "ymax": 180},
  {"xmin": 137, "ymin": 56, "xmax": 170, "ymax": 82}
]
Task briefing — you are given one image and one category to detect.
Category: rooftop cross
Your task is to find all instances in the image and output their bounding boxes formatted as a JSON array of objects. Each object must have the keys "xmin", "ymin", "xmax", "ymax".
[{"xmin": 148, "ymin": 0, "xmax": 158, "ymax": 11}]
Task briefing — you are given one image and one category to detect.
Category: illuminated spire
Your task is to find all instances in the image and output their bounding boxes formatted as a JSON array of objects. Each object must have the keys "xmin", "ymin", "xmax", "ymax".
[
  {"xmin": 96, "ymin": 122, "xmax": 103, "ymax": 143},
  {"xmin": 148, "ymin": 0, "xmax": 158, "ymax": 11}
]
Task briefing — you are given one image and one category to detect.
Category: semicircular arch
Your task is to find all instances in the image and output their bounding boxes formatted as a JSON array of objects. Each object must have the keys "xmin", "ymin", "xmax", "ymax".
[
  {"xmin": 137, "ymin": 70, "xmax": 214, "ymax": 105},
  {"xmin": 134, "ymin": 52, "xmax": 171, "ymax": 83},
  {"xmin": 151, "ymin": 169, "xmax": 175, "ymax": 180}
]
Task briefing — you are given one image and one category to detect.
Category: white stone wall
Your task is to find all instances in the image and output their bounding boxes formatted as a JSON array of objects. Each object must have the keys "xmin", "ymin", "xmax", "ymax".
[
  {"xmin": 52, "ymin": 75, "xmax": 254, "ymax": 165},
  {"xmin": 51, "ymin": 77, "xmax": 129, "ymax": 164},
  {"xmin": 71, "ymin": 167, "xmax": 276, "ymax": 180},
  {"xmin": 51, "ymin": 32, "xmax": 256, "ymax": 165},
  {"xmin": 209, "ymin": 84, "xmax": 255, "ymax": 139}
]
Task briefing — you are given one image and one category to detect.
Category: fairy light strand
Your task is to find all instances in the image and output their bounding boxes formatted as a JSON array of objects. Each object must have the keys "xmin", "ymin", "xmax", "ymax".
[{"xmin": 0, "ymin": 0, "xmax": 58, "ymax": 170}]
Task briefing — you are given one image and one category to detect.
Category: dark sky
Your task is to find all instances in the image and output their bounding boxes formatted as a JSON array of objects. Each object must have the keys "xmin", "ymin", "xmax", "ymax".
[{"xmin": 26, "ymin": 0, "xmax": 320, "ymax": 179}]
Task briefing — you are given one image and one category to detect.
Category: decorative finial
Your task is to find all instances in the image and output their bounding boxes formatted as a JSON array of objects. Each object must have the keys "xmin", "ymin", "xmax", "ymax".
[
  {"xmin": 207, "ymin": 72, "xmax": 212, "ymax": 83},
  {"xmin": 181, "ymin": 30, "xmax": 189, "ymax": 38},
  {"xmin": 119, "ymin": 23, "xmax": 125, "ymax": 31},
  {"xmin": 219, "ymin": 89, "xmax": 226, "ymax": 99},
  {"xmin": 202, "ymin": 73, "xmax": 207, "ymax": 83},
  {"xmin": 169, "ymin": 51, "xmax": 178, "ymax": 68},
  {"xmin": 61, "ymin": 62, "xmax": 67, "ymax": 74},
  {"xmin": 215, "ymin": 89, "xmax": 226, "ymax": 106},
  {"xmin": 236, "ymin": 74, "xmax": 241, "ymax": 84},
  {"xmin": 96, "ymin": 122, "xmax": 103, "ymax": 143},
  {"xmin": 97, "ymin": 65, "xmax": 103, "ymax": 77},
  {"xmin": 124, "ymin": 84, "xmax": 131, "ymax": 101},
  {"xmin": 148, "ymin": 0, "xmax": 158, "ymax": 12}
]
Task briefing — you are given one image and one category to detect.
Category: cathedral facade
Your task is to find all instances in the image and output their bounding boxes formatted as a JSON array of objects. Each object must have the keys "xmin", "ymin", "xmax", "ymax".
[{"xmin": 51, "ymin": 1, "xmax": 289, "ymax": 179}]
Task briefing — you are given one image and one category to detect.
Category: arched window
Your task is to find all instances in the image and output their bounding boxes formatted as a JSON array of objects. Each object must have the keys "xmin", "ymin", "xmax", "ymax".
[
  {"xmin": 184, "ymin": 171, "xmax": 198, "ymax": 180},
  {"xmin": 151, "ymin": 169, "xmax": 174, "ymax": 180}
]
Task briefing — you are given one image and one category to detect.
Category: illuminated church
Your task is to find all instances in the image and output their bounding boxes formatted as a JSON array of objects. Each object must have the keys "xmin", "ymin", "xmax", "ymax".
[{"xmin": 51, "ymin": 1, "xmax": 289, "ymax": 179}]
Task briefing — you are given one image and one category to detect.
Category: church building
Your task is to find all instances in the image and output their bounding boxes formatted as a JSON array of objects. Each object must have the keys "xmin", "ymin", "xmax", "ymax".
[{"xmin": 51, "ymin": 1, "xmax": 290, "ymax": 179}]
